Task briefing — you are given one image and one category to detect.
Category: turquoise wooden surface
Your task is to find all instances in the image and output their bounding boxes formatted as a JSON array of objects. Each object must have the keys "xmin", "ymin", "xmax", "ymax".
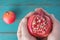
[{"xmin": 0, "ymin": 0, "xmax": 60, "ymax": 40}]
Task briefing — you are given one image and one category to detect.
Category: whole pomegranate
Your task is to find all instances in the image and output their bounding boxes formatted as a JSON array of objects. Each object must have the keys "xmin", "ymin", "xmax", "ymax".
[{"xmin": 3, "ymin": 11, "xmax": 16, "ymax": 24}]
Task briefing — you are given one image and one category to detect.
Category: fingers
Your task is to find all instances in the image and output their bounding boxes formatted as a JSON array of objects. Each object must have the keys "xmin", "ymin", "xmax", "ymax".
[
  {"xmin": 35, "ymin": 8, "xmax": 43, "ymax": 13},
  {"xmin": 17, "ymin": 17, "xmax": 27, "ymax": 32},
  {"xmin": 25, "ymin": 12, "xmax": 35, "ymax": 18},
  {"xmin": 35, "ymin": 8, "xmax": 60, "ymax": 40},
  {"xmin": 25, "ymin": 8, "xmax": 51, "ymax": 18},
  {"xmin": 50, "ymin": 14, "xmax": 60, "ymax": 24},
  {"xmin": 17, "ymin": 17, "xmax": 37, "ymax": 40},
  {"xmin": 17, "ymin": 17, "xmax": 27, "ymax": 40},
  {"xmin": 35, "ymin": 8, "xmax": 51, "ymax": 16},
  {"xmin": 47, "ymin": 14, "xmax": 60, "ymax": 40}
]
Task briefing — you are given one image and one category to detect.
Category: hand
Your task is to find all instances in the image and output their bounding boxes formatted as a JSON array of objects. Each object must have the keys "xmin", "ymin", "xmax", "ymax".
[
  {"xmin": 17, "ymin": 12, "xmax": 37, "ymax": 40},
  {"xmin": 47, "ymin": 14, "xmax": 60, "ymax": 40},
  {"xmin": 17, "ymin": 8, "xmax": 60, "ymax": 40}
]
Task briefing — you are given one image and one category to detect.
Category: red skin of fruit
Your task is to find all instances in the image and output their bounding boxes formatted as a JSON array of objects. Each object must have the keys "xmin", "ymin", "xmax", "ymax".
[
  {"xmin": 27, "ymin": 10, "xmax": 53, "ymax": 38},
  {"xmin": 3, "ymin": 11, "xmax": 16, "ymax": 24}
]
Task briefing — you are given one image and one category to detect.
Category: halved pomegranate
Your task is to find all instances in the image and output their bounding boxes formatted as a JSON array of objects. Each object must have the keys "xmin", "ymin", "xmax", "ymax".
[{"xmin": 27, "ymin": 9, "xmax": 53, "ymax": 38}]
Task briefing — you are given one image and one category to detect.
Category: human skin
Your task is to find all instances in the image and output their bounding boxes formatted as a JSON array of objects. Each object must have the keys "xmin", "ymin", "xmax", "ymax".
[{"xmin": 17, "ymin": 8, "xmax": 60, "ymax": 40}]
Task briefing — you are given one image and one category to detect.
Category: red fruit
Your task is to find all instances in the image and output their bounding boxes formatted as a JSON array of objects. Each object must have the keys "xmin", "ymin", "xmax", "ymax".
[
  {"xmin": 27, "ymin": 9, "xmax": 53, "ymax": 38},
  {"xmin": 3, "ymin": 11, "xmax": 16, "ymax": 24}
]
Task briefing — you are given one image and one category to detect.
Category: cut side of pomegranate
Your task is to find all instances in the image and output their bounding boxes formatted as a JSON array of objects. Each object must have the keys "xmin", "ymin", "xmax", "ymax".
[{"xmin": 27, "ymin": 9, "xmax": 53, "ymax": 38}]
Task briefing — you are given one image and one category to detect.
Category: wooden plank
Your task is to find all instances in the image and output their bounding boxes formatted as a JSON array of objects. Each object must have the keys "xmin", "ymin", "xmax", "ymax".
[
  {"xmin": 0, "ymin": 34, "xmax": 17, "ymax": 40},
  {"xmin": 0, "ymin": 0, "xmax": 60, "ymax": 6},
  {"xmin": 0, "ymin": 32, "xmax": 16, "ymax": 34}
]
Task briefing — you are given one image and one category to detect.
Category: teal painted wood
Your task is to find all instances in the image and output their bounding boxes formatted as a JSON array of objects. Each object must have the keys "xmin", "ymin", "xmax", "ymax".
[
  {"xmin": 0, "ymin": 34, "xmax": 17, "ymax": 40},
  {"xmin": 0, "ymin": 0, "xmax": 60, "ymax": 40}
]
